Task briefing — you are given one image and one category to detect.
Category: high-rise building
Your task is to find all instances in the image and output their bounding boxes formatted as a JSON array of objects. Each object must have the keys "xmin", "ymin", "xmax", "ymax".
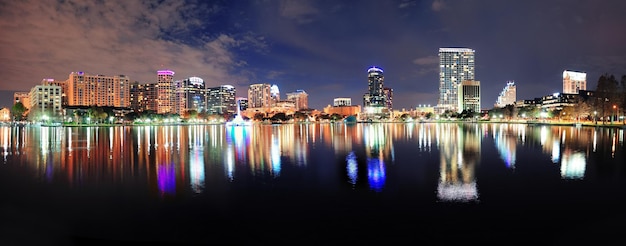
[
  {"xmin": 157, "ymin": 70, "xmax": 175, "ymax": 114},
  {"xmin": 495, "ymin": 81, "xmax": 516, "ymax": 108},
  {"xmin": 458, "ymin": 80, "xmax": 480, "ymax": 113},
  {"xmin": 363, "ymin": 66, "xmax": 385, "ymax": 108},
  {"xmin": 248, "ymin": 83, "xmax": 272, "ymax": 108},
  {"xmin": 178, "ymin": 77, "xmax": 206, "ymax": 114},
  {"xmin": 383, "ymin": 87, "xmax": 393, "ymax": 111},
  {"xmin": 270, "ymin": 84, "xmax": 280, "ymax": 106},
  {"xmin": 437, "ymin": 48, "xmax": 475, "ymax": 113},
  {"xmin": 207, "ymin": 85, "xmax": 236, "ymax": 114},
  {"xmin": 563, "ymin": 70, "xmax": 586, "ymax": 94},
  {"xmin": 29, "ymin": 84, "xmax": 62, "ymax": 117},
  {"xmin": 66, "ymin": 72, "xmax": 130, "ymax": 108},
  {"xmin": 286, "ymin": 89, "xmax": 308, "ymax": 110},
  {"xmin": 42, "ymin": 78, "xmax": 68, "ymax": 106}
]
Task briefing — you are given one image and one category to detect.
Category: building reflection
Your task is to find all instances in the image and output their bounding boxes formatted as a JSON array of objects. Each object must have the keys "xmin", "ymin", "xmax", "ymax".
[
  {"xmin": 436, "ymin": 123, "xmax": 480, "ymax": 202},
  {"xmin": 1, "ymin": 123, "xmax": 623, "ymax": 199},
  {"xmin": 493, "ymin": 124, "xmax": 521, "ymax": 169}
]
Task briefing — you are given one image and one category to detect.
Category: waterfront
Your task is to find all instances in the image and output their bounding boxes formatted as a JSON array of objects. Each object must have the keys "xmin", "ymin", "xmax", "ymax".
[{"xmin": 1, "ymin": 123, "xmax": 625, "ymax": 245}]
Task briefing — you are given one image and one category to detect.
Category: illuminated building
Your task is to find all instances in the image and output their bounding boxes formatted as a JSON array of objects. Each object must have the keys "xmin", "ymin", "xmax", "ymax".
[
  {"xmin": 13, "ymin": 91, "xmax": 30, "ymax": 110},
  {"xmin": 363, "ymin": 66, "xmax": 385, "ymax": 108},
  {"xmin": 383, "ymin": 87, "xmax": 393, "ymax": 111},
  {"xmin": 207, "ymin": 85, "xmax": 236, "ymax": 115},
  {"xmin": 323, "ymin": 104, "xmax": 361, "ymax": 116},
  {"xmin": 286, "ymin": 89, "xmax": 308, "ymax": 110},
  {"xmin": 437, "ymin": 48, "xmax": 475, "ymax": 113},
  {"xmin": 458, "ymin": 80, "xmax": 480, "ymax": 113},
  {"xmin": 541, "ymin": 92, "xmax": 578, "ymax": 111},
  {"xmin": 238, "ymin": 98, "xmax": 248, "ymax": 111},
  {"xmin": 333, "ymin": 98, "xmax": 351, "ymax": 106},
  {"xmin": 563, "ymin": 70, "xmax": 586, "ymax": 94},
  {"xmin": 157, "ymin": 70, "xmax": 175, "ymax": 114},
  {"xmin": 129, "ymin": 82, "xmax": 157, "ymax": 112},
  {"xmin": 29, "ymin": 84, "xmax": 63, "ymax": 117},
  {"xmin": 495, "ymin": 81, "xmax": 516, "ymax": 108},
  {"xmin": 42, "ymin": 78, "xmax": 68, "ymax": 106},
  {"xmin": 66, "ymin": 72, "xmax": 130, "ymax": 107},
  {"xmin": 248, "ymin": 83, "xmax": 272, "ymax": 108},
  {"xmin": 270, "ymin": 84, "xmax": 280, "ymax": 106},
  {"xmin": 0, "ymin": 108, "xmax": 9, "ymax": 121},
  {"xmin": 178, "ymin": 77, "xmax": 206, "ymax": 113}
]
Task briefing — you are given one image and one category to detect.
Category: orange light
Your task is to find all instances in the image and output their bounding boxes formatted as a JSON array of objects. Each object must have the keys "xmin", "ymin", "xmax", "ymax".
[{"xmin": 614, "ymin": 105, "xmax": 617, "ymax": 109}]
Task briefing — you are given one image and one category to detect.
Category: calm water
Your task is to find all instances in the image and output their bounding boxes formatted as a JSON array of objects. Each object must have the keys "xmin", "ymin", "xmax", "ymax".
[{"xmin": 1, "ymin": 123, "xmax": 625, "ymax": 245}]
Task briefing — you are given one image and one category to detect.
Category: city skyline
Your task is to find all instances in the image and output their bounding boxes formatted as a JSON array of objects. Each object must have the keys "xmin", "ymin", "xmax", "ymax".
[{"xmin": 1, "ymin": 0, "xmax": 626, "ymax": 110}]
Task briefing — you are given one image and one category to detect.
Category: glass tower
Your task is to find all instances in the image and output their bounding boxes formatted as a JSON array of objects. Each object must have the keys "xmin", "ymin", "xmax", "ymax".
[{"xmin": 438, "ymin": 48, "xmax": 475, "ymax": 113}]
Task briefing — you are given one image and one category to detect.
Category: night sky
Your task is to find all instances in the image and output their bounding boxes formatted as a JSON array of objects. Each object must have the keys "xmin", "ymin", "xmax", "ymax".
[{"xmin": 1, "ymin": 0, "xmax": 625, "ymax": 111}]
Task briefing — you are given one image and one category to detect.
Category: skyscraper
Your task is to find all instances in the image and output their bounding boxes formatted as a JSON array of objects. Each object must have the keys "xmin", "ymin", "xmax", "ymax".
[
  {"xmin": 66, "ymin": 72, "xmax": 130, "ymax": 108},
  {"xmin": 286, "ymin": 89, "xmax": 309, "ymax": 110},
  {"xmin": 437, "ymin": 48, "xmax": 475, "ymax": 113},
  {"xmin": 157, "ymin": 70, "xmax": 175, "ymax": 114},
  {"xmin": 563, "ymin": 70, "xmax": 586, "ymax": 94},
  {"xmin": 207, "ymin": 85, "xmax": 236, "ymax": 114},
  {"xmin": 495, "ymin": 81, "xmax": 516, "ymax": 108},
  {"xmin": 363, "ymin": 66, "xmax": 385, "ymax": 108},
  {"xmin": 178, "ymin": 77, "xmax": 206, "ymax": 113},
  {"xmin": 248, "ymin": 83, "xmax": 271, "ymax": 108}
]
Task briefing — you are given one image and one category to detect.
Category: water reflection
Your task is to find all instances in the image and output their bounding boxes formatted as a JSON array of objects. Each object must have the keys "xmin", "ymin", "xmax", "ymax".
[
  {"xmin": 436, "ymin": 123, "xmax": 480, "ymax": 202},
  {"xmin": 0, "ymin": 123, "xmax": 624, "ymax": 200}
]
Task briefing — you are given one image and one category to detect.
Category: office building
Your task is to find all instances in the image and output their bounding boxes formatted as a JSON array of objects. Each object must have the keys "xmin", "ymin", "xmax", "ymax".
[
  {"xmin": 207, "ymin": 85, "xmax": 236, "ymax": 114},
  {"xmin": 157, "ymin": 70, "xmax": 176, "ymax": 114},
  {"xmin": 66, "ymin": 72, "xmax": 130, "ymax": 108},
  {"xmin": 286, "ymin": 89, "xmax": 309, "ymax": 110},
  {"xmin": 458, "ymin": 80, "xmax": 481, "ymax": 113},
  {"xmin": 248, "ymin": 83, "xmax": 272, "ymax": 108},
  {"xmin": 437, "ymin": 48, "xmax": 475, "ymax": 113},
  {"xmin": 495, "ymin": 81, "xmax": 516, "ymax": 108},
  {"xmin": 563, "ymin": 70, "xmax": 586, "ymax": 94},
  {"xmin": 178, "ymin": 77, "xmax": 206, "ymax": 113}
]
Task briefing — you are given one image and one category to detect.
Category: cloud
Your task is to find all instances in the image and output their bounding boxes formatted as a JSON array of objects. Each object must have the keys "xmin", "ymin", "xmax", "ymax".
[
  {"xmin": 432, "ymin": 0, "xmax": 445, "ymax": 12},
  {"xmin": 0, "ymin": 0, "xmax": 250, "ymax": 92},
  {"xmin": 398, "ymin": 0, "xmax": 416, "ymax": 9},
  {"xmin": 413, "ymin": 55, "xmax": 439, "ymax": 66},
  {"xmin": 279, "ymin": 0, "xmax": 319, "ymax": 24}
]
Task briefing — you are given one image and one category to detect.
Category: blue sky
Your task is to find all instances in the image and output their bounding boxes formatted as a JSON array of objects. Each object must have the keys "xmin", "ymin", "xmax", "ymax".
[{"xmin": 1, "ymin": 0, "xmax": 625, "ymax": 110}]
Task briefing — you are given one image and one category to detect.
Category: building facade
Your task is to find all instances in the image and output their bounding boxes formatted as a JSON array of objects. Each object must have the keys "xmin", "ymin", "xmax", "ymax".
[
  {"xmin": 157, "ymin": 70, "xmax": 176, "ymax": 114},
  {"xmin": 178, "ymin": 77, "xmax": 206, "ymax": 114},
  {"xmin": 29, "ymin": 84, "xmax": 63, "ymax": 118},
  {"xmin": 495, "ymin": 81, "xmax": 516, "ymax": 108},
  {"xmin": 437, "ymin": 48, "xmax": 475, "ymax": 113},
  {"xmin": 65, "ymin": 72, "xmax": 130, "ymax": 108},
  {"xmin": 248, "ymin": 83, "xmax": 272, "ymax": 108},
  {"xmin": 13, "ymin": 92, "xmax": 30, "ymax": 110},
  {"xmin": 363, "ymin": 66, "xmax": 385, "ymax": 108},
  {"xmin": 333, "ymin": 98, "xmax": 352, "ymax": 107},
  {"xmin": 207, "ymin": 85, "xmax": 236, "ymax": 115},
  {"xmin": 563, "ymin": 70, "xmax": 586, "ymax": 94},
  {"xmin": 458, "ymin": 80, "xmax": 481, "ymax": 113},
  {"xmin": 286, "ymin": 89, "xmax": 309, "ymax": 110}
]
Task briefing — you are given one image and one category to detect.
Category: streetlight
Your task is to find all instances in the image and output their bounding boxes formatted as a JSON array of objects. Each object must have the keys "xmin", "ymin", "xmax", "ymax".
[
  {"xmin": 594, "ymin": 111, "xmax": 597, "ymax": 124},
  {"xmin": 613, "ymin": 105, "xmax": 617, "ymax": 124}
]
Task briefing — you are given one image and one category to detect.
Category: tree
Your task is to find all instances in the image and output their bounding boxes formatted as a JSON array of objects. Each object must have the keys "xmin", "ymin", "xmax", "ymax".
[
  {"xmin": 11, "ymin": 102, "xmax": 27, "ymax": 121},
  {"xmin": 594, "ymin": 74, "xmax": 619, "ymax": 123}
]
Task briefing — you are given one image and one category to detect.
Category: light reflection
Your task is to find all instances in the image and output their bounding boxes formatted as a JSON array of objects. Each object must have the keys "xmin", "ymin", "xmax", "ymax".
[
  {"xmin": 0, "ymin": 123, "xmax": 622, "ymax": 200},
  {"xmin": 346, "ymin": 151, "xmax": 358, "ymax": 186},
  {"xmin": 560, "ymin": 150, "xmax": 586, "ymax": 179},
  {"xmin": 367, "ymin": 157, "xmax": 385, "ymax": 192},
  {"xmin": 436, "ymin": 123, "xmax": 479, "ymax": 202}
]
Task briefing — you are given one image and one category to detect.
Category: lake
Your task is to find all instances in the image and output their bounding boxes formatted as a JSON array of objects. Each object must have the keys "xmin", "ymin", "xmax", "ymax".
[{"xmin": 1, "ymin": 123, "xmax": 625, "ymax": 245}]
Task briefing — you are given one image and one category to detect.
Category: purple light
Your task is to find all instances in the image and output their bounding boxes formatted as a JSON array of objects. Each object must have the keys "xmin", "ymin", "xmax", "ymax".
[
  {"xmin": 157, "ymin": 70, "xmax": 175, "ymax": 76},
  {"xmin": 367, "ymin": 66, "xmax": 383, "ymax": 74}
]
